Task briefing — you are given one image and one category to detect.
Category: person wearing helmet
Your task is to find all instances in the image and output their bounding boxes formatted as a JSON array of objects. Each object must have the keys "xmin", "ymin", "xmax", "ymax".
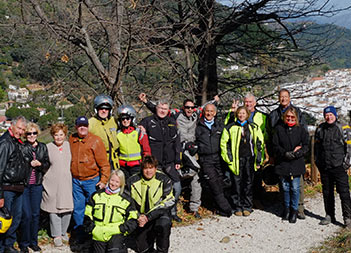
[
  {"xmin": 89, "ymin": 94, "xmax": 120, "ymax": 170},
  {"xmin": 116, "ymin": 105, "xmax": 151, "ymax": 179}
]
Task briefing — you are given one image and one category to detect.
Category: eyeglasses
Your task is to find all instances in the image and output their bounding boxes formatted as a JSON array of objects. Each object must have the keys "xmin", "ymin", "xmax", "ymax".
[
  {"xmin": 26, "ymin": 132, "xmax": 38, "ymax": 136},
  {"xmin": 121, "ymin": 117, "xmax": 131, "ymax": 121},
  {"xmin": 184, "ymin": 106, "xmax": 195, "ymax": 109},
  {"xmin": 98, "ymin": 108, "xmax": 110, "ymax": 111}
]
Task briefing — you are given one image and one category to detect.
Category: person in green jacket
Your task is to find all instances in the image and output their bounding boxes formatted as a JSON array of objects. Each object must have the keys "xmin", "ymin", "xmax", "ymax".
[
  {"xmin": 84, "ymin": 170, "xmax": 138, "ymax": 253},
  {"xmin": 221, "ymin": 106, "xmax": 264, "ymax": 216}
]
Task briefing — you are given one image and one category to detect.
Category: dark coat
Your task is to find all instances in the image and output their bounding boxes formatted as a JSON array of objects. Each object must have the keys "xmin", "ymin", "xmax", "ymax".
[
  {"xmin": 195, "ymin": 118, "xmax": 224, "ymax": 164},
  {"xmin": 272, "ymin": 123, "xmax": 309, "ymax": 177},
  {"xmin": 140, "ymin": 115, "xmax": 181, "ymax": 167},
  {"xmin": 0, "ymin": 131, "xmax": 28, "ymax": 198},
  {"xmin": 267, "ymin": 104, "xmax": 307, "ymax": 157},
  {"xmin": 22, "ymin": 141, "xmax": 50, "ymax": 185},
  {"xmin": 314, "ymin": 121, "xmax": 348, "ymax": 170}
]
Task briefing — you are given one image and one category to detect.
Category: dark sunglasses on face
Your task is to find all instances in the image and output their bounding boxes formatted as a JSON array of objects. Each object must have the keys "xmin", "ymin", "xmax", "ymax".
[
  {"xmin": 122, "ymin": 117, "xmax": 131, "ymax": 121},
  {"xmin": 184, "ymin": 106, "xmax": 195, "ymax": 109},
  {"xmin": 26, "ymin": 132, "xmax": 38, "ymax": 136}
]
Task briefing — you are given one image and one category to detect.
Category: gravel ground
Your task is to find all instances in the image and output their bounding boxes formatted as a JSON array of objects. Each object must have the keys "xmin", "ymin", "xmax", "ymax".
[{"xmin": 40, "ymin": 193, "xmax": 343, "ymax": 253}]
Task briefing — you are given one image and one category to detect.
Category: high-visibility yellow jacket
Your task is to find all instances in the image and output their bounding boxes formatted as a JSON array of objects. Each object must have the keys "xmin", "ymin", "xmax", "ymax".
[
  {"xmin": 89, "ymin": 117, "xmax": 120, "ymax": 170},
  {"xmin": 220, "ymin": 122, "xmax": 264, "ymax": 175},
  {"xmin": 126, "ymin": 171, "xmax": 175, "ymax": 221},
  {"xmin": 84, "ymin": 189, "xmax": 138, "ymax": 242}
]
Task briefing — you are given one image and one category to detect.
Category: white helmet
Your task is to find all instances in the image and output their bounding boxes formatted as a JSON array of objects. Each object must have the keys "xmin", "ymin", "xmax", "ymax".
[
  {"xmin": 94, "ymin": 94, "xmax": 114, "ymax": 115},
  {"xmin": 117, "ymin": 105, "xmax": 137, "ymax": 126}
]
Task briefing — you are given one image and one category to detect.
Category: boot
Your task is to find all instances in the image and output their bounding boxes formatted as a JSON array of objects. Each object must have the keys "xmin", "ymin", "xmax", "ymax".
[
  {"xmin": 289, "ymin": 209, "xmax": 298, "ymax": 223},
  {"xmin": 282, "ymin": 207, "xmax": 290, "ymax": 221}
]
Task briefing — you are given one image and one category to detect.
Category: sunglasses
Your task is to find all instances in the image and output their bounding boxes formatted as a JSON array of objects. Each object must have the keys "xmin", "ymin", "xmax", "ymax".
[
  {"xmin": 121, "ymin": 117, "xmax": 131, "ymax": 121},
  {"xmin": 26, "ymin": 132, "xmax": 38, "ymax": 136},
  {"xmin": 184, "ymin": 106, "xmax": 195, "ymax": 109}
]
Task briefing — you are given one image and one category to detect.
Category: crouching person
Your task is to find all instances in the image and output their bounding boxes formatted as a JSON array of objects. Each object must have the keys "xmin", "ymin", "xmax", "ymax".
[
  {"xmin": 126, "ymin": 155, "xmax": 175, "ymax": 253},
  {"xmin": 84, "ymin": 170, "xmax": 138, "ymax": 253}
]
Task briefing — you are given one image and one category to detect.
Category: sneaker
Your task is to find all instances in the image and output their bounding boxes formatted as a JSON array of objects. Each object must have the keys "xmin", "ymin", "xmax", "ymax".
[
  {"xmin": 234, "ymin": 211, "xmax": 243, "ymax": 216},
  {"xmin": 54, "ymin": 237, "xmax": 63, "ymax": 247},
  {"xmin": 172, "ymin": 215, "xmax": 182, "ymax": 223},
  {"xmin": 319, "ymin": 215, "xmax": 332, "ymax": 225},
  {"xmin": 243, "ymin": 210, "xmax": 251, "ymax": 216},
  {"xmin": 61, "ymin": 234, "xmax": 69, "ymax": 242},
  {"xmin": 193, "ymin": 211, "xmax": 201, "ymax": 219},
  {"xmin": 29, "ymin": 245, "xmax": 41, "ymax": 252}
]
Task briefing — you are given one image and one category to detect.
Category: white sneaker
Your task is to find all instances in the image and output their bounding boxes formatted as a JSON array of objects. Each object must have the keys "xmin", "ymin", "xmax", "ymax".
[
  {"xmin": 54, "ymin": 237, "xmax": 63, "ymax": 247},
  {"xmin": 62, "ymin": 234, "xmax": 69, "ymax": 242}
]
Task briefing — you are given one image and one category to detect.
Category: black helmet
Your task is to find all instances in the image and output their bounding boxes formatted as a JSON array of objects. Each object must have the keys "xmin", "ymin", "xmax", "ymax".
[{"xmin": 94, "ymin": 94, "xmax": 114, "ymax": 115}]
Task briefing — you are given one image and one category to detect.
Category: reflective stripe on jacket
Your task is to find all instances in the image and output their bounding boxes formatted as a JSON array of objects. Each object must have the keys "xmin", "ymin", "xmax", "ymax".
[
  {"xmin": 117, "ymin": 129, "xmax": 142, "ymax": 162},
  {"xmin": 220, "ymin": 122, "xmax": 263, "ymax": 175},
  {"xmin": 84, "ymin": 189, "xmax": 138, "ymax": 242},
  {"xmin": 126, "ymin": 171, "xmax": 174, "ymax": 222}
]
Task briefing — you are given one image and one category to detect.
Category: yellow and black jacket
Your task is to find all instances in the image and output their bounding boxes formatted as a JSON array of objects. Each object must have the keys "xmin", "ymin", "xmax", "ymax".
[
  {"xmin": 84, "ymin": 189, "xmax": 138, "ymax": 242},
  {"xmin": 126, "ymin": 171, "xmax": 175, "ymax": 221},
  {"xmin": 89, "ymin": 116, "xmax": 120, "ymax": 170},
  {"xmin": 220, "ymin": 122, "xmax": 264, "ymax": 175}
]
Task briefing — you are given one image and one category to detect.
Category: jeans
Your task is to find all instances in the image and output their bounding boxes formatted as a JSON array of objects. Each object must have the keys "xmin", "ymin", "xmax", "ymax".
[
  {"xmin": 171, "ymin": 181, "xmax": 181, "ymax": 216},
  {"xmin": 281, "ymin": 176, "xmax": 300, "ymax": 210},
  {"xmin": 72, "ymin": 176, "xmax": 100, "ymax": 228},
  {"xmin": 0, "ymin": 191, "xmax": 23, "ymax": 251},
  {"xmin": 19, "ymin": 185, "xmax": 43, "ymax": 248}
]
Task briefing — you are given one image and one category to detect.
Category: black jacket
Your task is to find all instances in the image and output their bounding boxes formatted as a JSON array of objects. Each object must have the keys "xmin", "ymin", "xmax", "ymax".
[
  {"xmin": 0, "ymin": 131, "xmax": 28, "ymax": 198},
  {"xmin": 140, "ymin": 115, "xmax": 181, "ymax": 167},
  {"xmin": 314, "ymin": 121, "xmax": 350, "ymax": 170},
  {"xmin": 22, "ymin": 141, "xmax": 50, "ymax": 185},
  {"xmin": 267, "ymin": 104, "xmax": 307, "ymax": 157},
  {"xmin": 272, "ymin": 123, "xmax": 309, "ymax": 177},
  {"xmin": 195, "ymin": 118, "xmax": 224, "ymax": 164}
]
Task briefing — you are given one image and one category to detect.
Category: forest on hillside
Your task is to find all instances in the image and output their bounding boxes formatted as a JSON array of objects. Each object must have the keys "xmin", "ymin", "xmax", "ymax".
[{"xmin": 0, "ymin": 0, "xmax": 350, "ymax": 128}]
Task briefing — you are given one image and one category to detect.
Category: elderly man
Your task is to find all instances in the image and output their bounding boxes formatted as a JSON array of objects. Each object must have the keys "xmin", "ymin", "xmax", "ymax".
[
  {"xmin": 267, "ymin": 88, "xmax": 307, "ymax": 219},
  {"xmin": 196, "ymin": 103, "xmax": 232, "ymax": 217},
  {"xmin": 139, "ymin": 93, "xmax": 219, "ymax": 218},
  {"xmin": 89, "ymin": 94, "xmax": 120, "ymax": 170},
  {"xmin": 139, "ymin": 101, "xmax": 182, "ymax": 222},
  {"xmin": 315, "ymin": 106, "xmax": 351, "ymax": 227},
  {"xmin": 0, "ymin": 116, "xmax": 28, "ymax": 253},
  {"xmin": 69, "ymin": 116, "xmax": 111, "ymax": 243}
]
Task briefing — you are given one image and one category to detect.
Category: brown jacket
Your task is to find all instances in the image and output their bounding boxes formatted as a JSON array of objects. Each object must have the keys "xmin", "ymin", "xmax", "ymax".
[{"xmin": 69, "ymin": 132, "xmax": 110, "ymax": 184}]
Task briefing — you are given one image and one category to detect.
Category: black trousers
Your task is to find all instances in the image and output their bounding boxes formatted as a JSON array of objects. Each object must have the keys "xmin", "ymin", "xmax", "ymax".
[
  {"xmin": 134, "ymin": 214, "xmax": 171, "ymax": 253},
  {"xmin": 120, "ymin": 165, "xmax": 141, "ymax": 180},
  {"xmin": 320, "ymin": 166, "xmax": 351, "ymax": 221},
  {"xmin": 200, "ymin": 161, "xmax": 232, "ymax": 214},
  {"xmin": 93, "ymin": 234, "xmax": 127, "ymax": 253},
  {"xmin": 231, "ymin": 157, "xmax": 254, "ymax": 212}
]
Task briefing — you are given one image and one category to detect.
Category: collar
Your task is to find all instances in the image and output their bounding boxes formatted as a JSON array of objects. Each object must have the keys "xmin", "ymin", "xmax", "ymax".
[
  {"xmin": 8, "ymin": 128, "xmax": 23, "ymax": 144},
  {"xmin": 122, "ymin": 126, "xmax": 135, "ymax": 134}
]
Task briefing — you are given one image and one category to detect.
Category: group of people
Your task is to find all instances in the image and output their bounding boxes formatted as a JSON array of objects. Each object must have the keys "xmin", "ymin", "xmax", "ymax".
[{"xmin": 0, "ymin": 89, "xmax": 350, "ymax": 253}]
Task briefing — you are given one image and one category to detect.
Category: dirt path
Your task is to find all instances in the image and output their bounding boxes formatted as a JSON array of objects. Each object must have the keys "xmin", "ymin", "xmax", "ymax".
[{"xmin": 40, "ymin": 193, "xmax": 343, "ymax": 253}]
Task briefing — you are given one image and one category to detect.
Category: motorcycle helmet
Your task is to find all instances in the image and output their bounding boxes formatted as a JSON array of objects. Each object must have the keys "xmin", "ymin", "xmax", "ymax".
[
  {"xmin": 0, "ymin": 207, "xmax": 12, "ymax": 233},
  {"xmin": 93, "ymin": 94, "xmax": 114, "ymax": 115},
  {"xmin": 117, "ymin": 105, "xmax": 137, "ymax": 126}
]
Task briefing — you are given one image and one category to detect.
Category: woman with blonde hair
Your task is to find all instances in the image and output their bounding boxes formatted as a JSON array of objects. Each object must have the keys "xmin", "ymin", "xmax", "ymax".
[
  {"xmin": 272, "ymin": 107, "xmax": 309, "ymax": 223},
  {"xmin": 41, "ymin": 123, "xmax": 73, "ymax": 247},
  {"xmin": 84, "ymin": 170, "xmax": 138, "ymax": 253},
  {"xmin": 19, "ymin": 123, "xmax": 50, "ymax": 252}
]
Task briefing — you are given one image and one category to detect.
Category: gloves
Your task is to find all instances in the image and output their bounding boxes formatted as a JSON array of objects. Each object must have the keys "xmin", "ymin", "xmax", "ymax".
[
  {"xmin": 285, "ymin": 151, "xmax": 295, "ymax": 160},
  {"xmin": 83, "ymin": 217, "xmax": 95, "ymax": 233}
]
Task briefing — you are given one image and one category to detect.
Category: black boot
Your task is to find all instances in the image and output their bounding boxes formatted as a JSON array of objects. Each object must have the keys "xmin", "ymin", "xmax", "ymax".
[
  {"xmin": 289, "ymin": 209, "xmax": 297, "ymax": 223},
  {"xmin": 282, "ymin": 207, "xmax": 290, "ymax": 221}
]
